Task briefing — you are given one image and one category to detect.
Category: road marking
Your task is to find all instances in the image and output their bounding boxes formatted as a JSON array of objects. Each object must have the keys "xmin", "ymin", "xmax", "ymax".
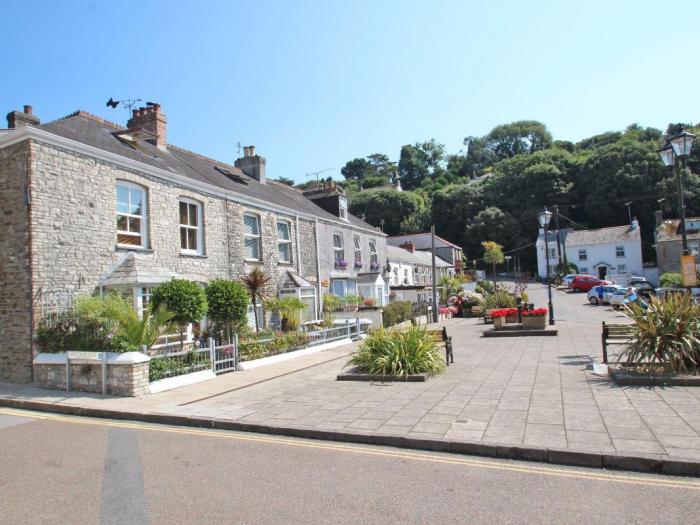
[{"xmin": 1, "ymin": 407, "xmax": 698, "ymax": 490}]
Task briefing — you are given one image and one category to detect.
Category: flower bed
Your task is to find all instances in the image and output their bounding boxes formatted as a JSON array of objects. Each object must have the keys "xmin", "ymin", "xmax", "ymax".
[
  {"xmin": 238, "ymin": 331, "xmax": 311, "ymax": 361},
  {"xmin": 522, "ymin": 308, "xmax": 547, "ymax": 329},
  {"xmin": 491, "ymin": 308, "xmax": 518, "ymax": 326}
]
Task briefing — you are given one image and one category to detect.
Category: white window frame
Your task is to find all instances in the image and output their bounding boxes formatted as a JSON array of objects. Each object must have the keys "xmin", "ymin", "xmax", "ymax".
[
  {"xmin": 353, "ymin": 236, "xmax": 362, "ymax": 265},
  {"xmin": 179, "ymin": 198, "xmax": 203, "ymax": 255},
  {"xmin": 549, "ymin": 248, "xmax": 557, "ymax": 258},
  {"xmin": 116, "ymin": 181, "xmax": 148, "ymax": 248},
  {"xmin": 277, "ymin": 219, "xmax": 292, "ymax": 263},
  {"xmin": 339, "ymin": 196, "xmax": 348, "ymax": 221},
  {"xmin": 617, "ymin": 264, "xmax": 627, "ymax": 273},
  {"xmin": 244, "ymin": 213, "xmax": 262, "ymax": 261},
  {"xmin": 615, "ymin": 245, "xmax": 625, "ymax": 258},
  {"xmin": 136, "ymin": 286, "xmax": 153, "ymax": 318},
  {"xmin": 333, "ymin": 233, "xmax": 345, "ymax": 262},
  {"xmin": 369, "ymin": 240, "xmax": 378, "ymax": 265},
  {"xmin": 580, "ymin": 267, "xmax": 588, "ymax": 274},
  {"xmin": 578, "ymin": 249, "xmax": 587, "ymax": 261}
]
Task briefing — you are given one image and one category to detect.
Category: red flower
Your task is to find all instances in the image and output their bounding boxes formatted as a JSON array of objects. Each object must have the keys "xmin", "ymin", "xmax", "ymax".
[
  {"xmin": 523, "ymin": 308, "xmax": 548, "ymax": 317},
  {"xmin": 491, "ymin": 308, "xmax": 518, "ymax": 318}
]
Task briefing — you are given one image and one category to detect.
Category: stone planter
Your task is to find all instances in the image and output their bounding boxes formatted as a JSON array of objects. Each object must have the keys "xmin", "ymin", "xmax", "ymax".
[
  {"xmin": 493, "ymin": 316, "xmax": 506, "ymax": 328},
  {"xmin": 522, "ymin": 315, "xmax": 547, "ymax": 329},
  {"xmin": 505, "ymin": 313, "xmax": 518, "ymax": 323},
  {"xmin": 343, "ymin": 305, "xmax": 359, "ymax": 312}
]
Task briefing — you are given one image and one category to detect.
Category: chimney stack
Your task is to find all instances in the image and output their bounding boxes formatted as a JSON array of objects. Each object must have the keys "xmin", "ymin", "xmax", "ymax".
[
  {"xmin": 235, "ymin": 144, "xmax": 266, "ymax": 184},
  {"xmin": 126, "ymin": 103, "xmax": 167, "ymax": 149},
  {"xmin": 6, "ymin": 104, "xmax": 40, "ymax": 128},
  {"xmin": 400, "ymin": 242, "xmax": 416, "ymax": 253}
]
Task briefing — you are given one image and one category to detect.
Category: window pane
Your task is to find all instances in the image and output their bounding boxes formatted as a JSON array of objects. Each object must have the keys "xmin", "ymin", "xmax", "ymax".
[
  {"xmin": 279, "ymin": 243, "xmax": 290, "ymax": 262},
  {"xmin": 118, "ymin": 233, "xmax": 140, "ymax": 246},
  {"xmin": 130, "ymin": 188, "xmax": 142, "ymax": 215},
  {"xmin": 354, "ymin": 237, "xmax": 361, "ymax": 250},
  {"xmin": 128, "ymin": 217, "xmax": 141, "ymax": 233},
  {"xmin": 333, "ymin": 234, "xmax": 342, "ymax": 248},
  {"xmin": 189, "ymin": 204, "xmax": 198, "ymax": 227},
  {"xmin": 179, "ymin": 202, "xmax": 188, "ymax": 225},
  {"xmin": 180, "ymin": 227, "xmax": 187, "ymax": 249},
  {"xmin": 117, "ymin": 215, "xmax": 127, "ymax": 231},
  {"xmin": 277, "ymin": 221, "xmax": 290, "ymax": 240},
  {"xmin": 244, "ymin": 215, "xmax": 259, "ymax": 235},
  {"xmin": 332, "ymin": 280, "xmax": 345, "ymax": 297},
  {"xmin": 187, "ymin": 228, "xmax": 197, "ymax": 250},
  {"xmin": 117, "ymin": 186, "xmax": 129, "ymax": 214},
  {"xmin": 245, "ymin": 238, "xmax": 259, "ymax": 259}
]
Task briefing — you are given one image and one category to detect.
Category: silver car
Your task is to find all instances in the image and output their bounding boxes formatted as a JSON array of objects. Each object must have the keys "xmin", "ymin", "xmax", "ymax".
[{"xmin": 587, "ymin": 285, "xmax": 623, "ymax": 305}]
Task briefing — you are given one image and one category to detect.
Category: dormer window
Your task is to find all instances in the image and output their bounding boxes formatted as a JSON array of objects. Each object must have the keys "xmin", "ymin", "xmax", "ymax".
[{"xmin": 339, "ymin": 196, "xmax": 348, "ymax": 220}]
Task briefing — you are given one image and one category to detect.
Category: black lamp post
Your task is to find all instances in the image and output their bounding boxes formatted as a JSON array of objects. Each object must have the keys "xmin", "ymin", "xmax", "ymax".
[
  {"xmin": 658, "ymin": 130, "xmax": 695, "ymax": 256},
  {"xmin": 538, "ymin": 207, "xmax": 555, "ymax": 325}
]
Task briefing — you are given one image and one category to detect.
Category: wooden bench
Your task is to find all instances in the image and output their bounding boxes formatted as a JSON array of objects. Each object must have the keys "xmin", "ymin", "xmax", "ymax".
[
  {"xmin": 601, "ymin": 322, "xmax": 636, "ymax": 364},
  {"xmin": 426, "ymin": 327, "xmax": 454, "ymax": 366}
]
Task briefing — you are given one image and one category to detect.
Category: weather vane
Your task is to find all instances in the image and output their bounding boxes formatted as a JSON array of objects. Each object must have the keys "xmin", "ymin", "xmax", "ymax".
[{"xmin": 105, "ymin": 97, "xmax": 152, "ymax": 112}]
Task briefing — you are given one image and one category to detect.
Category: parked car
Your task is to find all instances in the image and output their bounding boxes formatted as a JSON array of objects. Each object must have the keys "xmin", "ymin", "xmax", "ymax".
[
  {"xmin": 609, "ymin": 289, "xmax": 628, "ymax": 309},
  {"xmin": 563, "ymin": 274, "xmax": 578, "ymax": 287},
  {"xmin": 587, "ymin": 285, "xmax": 624, "ymax": 305},
  {"xmin": 627, "ymin": 276, "xmax": 652, "ymax": 287},
  {"xmin": 632, "ymin": 281, "xmax": 656, "ymax": 299},
  {"xmin": 571, "ymin": 276, "xmax": 610, "ymax": 293}
]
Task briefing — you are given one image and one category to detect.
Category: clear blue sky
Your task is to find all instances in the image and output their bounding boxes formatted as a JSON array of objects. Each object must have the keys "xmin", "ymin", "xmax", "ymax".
[{"xmin": 3, "ymin": 0, "xmax": 699, "ymax": 183}]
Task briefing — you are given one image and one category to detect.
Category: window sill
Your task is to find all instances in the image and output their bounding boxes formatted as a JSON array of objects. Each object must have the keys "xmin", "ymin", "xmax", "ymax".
[
  {"xmin": 278, "ymin": 261, "xmax": 294, "ymax": 266},
  {"xmin": 116, "ymin": 245, "xmax": 153, "ymax": 253},
  {"xmin": 180, "ymin": 252, "xmax": 207, "ymax": 259},
  {"xmin": 245, "ymin": 258, "xmax": 263, "ymax": 265}
]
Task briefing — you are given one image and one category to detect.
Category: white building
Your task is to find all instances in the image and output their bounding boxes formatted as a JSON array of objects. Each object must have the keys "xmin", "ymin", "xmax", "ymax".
[
  {"xmin": 386, "ymin": 244, "xmax": 453, "ymax": 303},
  {"xmin": 536, "ymin": 221, "xmax": 643, "ymax": 284}
]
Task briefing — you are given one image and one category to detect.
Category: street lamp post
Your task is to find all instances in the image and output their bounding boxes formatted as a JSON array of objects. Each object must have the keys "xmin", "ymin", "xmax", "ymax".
[
  {"xmin": 538, "ymin": 207, "xmax": 555, "ymax": 325},
  {"xmin": 658, "ymin": 130, "xmax": 695, "ymax": 256}
]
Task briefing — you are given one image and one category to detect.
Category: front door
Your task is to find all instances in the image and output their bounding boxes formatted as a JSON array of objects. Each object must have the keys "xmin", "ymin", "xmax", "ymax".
[{"xmin": 598, "ymin": 266, "xmax": 607, "ymax": 280}]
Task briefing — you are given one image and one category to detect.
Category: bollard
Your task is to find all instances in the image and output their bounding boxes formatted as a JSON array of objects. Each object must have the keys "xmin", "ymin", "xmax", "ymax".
[{"xmin": 209, "ymin": 337, "xmax": 216, "ymax": 373}]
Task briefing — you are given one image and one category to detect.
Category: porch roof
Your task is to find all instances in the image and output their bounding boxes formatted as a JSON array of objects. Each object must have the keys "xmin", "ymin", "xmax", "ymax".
[{"xmin": 99, "ymin": 253, "xmax": 189, "ymax": 287}]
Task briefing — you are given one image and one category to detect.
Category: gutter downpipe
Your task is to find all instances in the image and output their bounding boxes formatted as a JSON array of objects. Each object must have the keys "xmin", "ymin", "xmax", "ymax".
[
  {"xmin": 314, "ymin": 218, "xmax": 322, "ymax": 319},
  {"xmin": 295, "ymin": 213, "xmax": 302, "ymax": 275}
]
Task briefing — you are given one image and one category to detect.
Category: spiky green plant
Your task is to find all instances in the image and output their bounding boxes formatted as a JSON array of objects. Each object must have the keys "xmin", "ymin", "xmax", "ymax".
[
  {"xmin": 266, "ymin": 297, "xmax": 305, "ymax": 331},
  {"xmin": 622, "ymin": 293, "xmax": 700, "ymax": 374},
  {"xmin": 347, "ymin": 325, "xmax": 446, "ymax": 377}
]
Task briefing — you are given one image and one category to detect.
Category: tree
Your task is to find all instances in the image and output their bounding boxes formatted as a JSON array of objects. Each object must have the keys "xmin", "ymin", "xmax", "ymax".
[
  {"xmin": 482, "ymin": 241, "xmax": 505, "ymax": 288},
  {"xmin": 341, "ymin": 157, "xmax": 374, "ymax": 182},
  {"xmin": 398, "ymin": 140, "xmax": 446, "ymax": 190},
  {"xmin": 151, "ymin": 279, "xmax": 208, "ymax": 350},
  {"xmin": 240, "ymin": 267, "xmax": 272, "ymax": 333},
  {"xmin": 485, "ymin": 121, "xmax": 552, "ymax": 160},
  {"xmin": 274, "ymin": 176, "xmax": 295, "ymax": 186},
  {"xmin": 206, "ymin": 279, "xmax": 249, "ymax": 342},
  {"xmin": 349, "ymin": 189, "xmax": 427, "ymax": 235}
]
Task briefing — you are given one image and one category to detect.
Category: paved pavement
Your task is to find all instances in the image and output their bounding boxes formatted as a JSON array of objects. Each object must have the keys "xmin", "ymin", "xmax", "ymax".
[
  {"xmin": 2, "ymin": 407, "xmax": 699, "ymax": 524},
  {"xmin": 2, "ymin": 284, "xmax": 700, "ymax": 469}
]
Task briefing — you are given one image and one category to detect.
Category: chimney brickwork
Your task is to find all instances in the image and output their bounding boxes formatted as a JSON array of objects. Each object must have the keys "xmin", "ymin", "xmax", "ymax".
[
  {"xmin": 126, "ymin": 104, "xmax": 167, "ymax": 149},
  {"xmin": 235, "ymin": 144, "xmax": 266, "ymax": 184},
  {"xmin": 6, "ymin": 105, "xmax": 40, "ymax": 129},
  {"xmin": 399, "ymin": 242, "xmax": 416, "ymax": 253}
]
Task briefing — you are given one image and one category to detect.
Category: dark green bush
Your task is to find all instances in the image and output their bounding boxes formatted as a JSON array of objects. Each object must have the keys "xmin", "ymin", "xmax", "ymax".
[
  {"xmin": 206, "ymin": 279, "xmax": 248, "ymax": 340},
  {"xmin": 37, "ymin": 311, "xmax": 119, "ymax": 353},
  {"xmin": 383, "ymin": 301, "xmax": 412, "ymax": 327},
  {"xmin": 152, "ymin": 279, "xmax": 208, "ymax": 327},
  {"xmin": 659, "ymin": 272, "xmax": 683, "ymax": 288}
]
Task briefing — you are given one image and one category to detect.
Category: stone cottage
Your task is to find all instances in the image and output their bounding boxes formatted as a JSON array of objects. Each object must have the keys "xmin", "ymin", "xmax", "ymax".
[{"xmin": 0, "ymin": 104, "xmax": 385, "ymax": 383}]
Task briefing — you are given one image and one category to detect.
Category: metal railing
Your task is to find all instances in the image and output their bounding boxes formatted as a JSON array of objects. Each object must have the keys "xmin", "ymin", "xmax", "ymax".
[
  {"xmin": 148, "ymin": 346, "xmax": 211, "ymax": 382},
  {"xmin": 307, "ymin": 319, "xmax": 363, "ymax": 346}
]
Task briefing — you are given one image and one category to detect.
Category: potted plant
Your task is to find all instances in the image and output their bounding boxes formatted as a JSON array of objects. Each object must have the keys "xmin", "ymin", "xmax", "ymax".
[
  {"xmin": 491, "ymin": 308, "xmax": 510, "ymax": 328},
  {"xmin": 522, "ymin": 308, "xmax": 547, "ymax": 329},
  {"xmin": 343, "ymin": 293, "xmax": 361, "ymax": 312},
  {"xmin": 362, "ymin": 297, "xmax": 376, "ymax": 309}
]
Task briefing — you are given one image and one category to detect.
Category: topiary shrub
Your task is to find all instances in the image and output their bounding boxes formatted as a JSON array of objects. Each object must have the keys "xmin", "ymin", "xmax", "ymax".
[
  {"xmin": 659, "ymin": 272, "xmax": 683, "ymax": 288},
  {"xmin": 152, "ymin": 279, "xmax": 208, "ymax": 349},
  {"xmin": 206, "ymin": 279, "xmax": 249, "ymax": 342}
]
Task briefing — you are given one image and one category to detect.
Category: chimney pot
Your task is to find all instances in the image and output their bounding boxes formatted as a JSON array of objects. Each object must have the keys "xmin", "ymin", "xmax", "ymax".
[
  {"xmin": 6, "ymin": 105, "xmax": 40, "ymax": 128},
  {"xmin": 23, "ymin": 105, "xmax": 32, "ymax": 115},
  {"xmin": 249, "ymin": 145, "xmax": 256, "ymax": 156}
]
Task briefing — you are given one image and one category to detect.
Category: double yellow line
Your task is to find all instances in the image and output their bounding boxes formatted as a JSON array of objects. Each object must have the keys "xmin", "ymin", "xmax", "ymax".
[{"xmin": 1, "ymin": 407, "xmax": 698, "ymax": 491}]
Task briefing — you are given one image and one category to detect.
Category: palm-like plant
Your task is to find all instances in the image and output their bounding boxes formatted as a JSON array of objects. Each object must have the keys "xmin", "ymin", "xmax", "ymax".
[
  {"xmin": 240, "ymin": 267, "xmax": 272, "ymax": 333},
  {"xmin": 622, "ymin": 293, "xmax": 700, "ymax": 373}
]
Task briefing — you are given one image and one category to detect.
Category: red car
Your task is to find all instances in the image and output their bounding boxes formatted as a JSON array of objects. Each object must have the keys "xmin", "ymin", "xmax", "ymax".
[{"xmin": 571, "ymin": 275, "xmax": 610, "ymax": 293}]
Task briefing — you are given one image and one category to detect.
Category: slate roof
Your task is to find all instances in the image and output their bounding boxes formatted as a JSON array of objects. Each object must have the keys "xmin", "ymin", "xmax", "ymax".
[
  {"xmin": 387, "ymin": 233, "xmax": 461, "ymax": 250},
  {"xmin": 38, "ymin": 111, "xmax": 381, "ymax": 233},
  {"xmin": 564, "ymin": 225, "xmax": 641, "ymax": 246},
  {"xmin": 99, "ymin": 252, "xmax": 201, "ymax": 286},
  {"xmin": 656, "ymin": 218, "xmax": 700, "ymax": 242},
  {"xmin": 387, "ymin": 245, "xmax": 452, "ymax": 268}
]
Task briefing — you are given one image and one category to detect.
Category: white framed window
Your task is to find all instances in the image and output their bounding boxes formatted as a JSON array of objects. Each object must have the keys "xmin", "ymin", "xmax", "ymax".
[
  {"xmin": 353, "ymin": 236, "xmax": 362, "ymax": 265},
  {"xmin": 136, "ymin": 287, "xmax": 153, "ymax": 318},
  {"xmin": 277, "ymin": 219, "xmax": 292, "ymax": 263},
  {"xmin": 339, "ymin": 196, "xmax": 348, "ymax": 221},
  {"xmin": 580, "ymin": 267, "xmax": 588, "ymax": 274},
  {"xmin": 369, "ymin": 240, "xmax": 378, "ymax": 265},
  {"xmin": 690, "ymin": 242, "xmax": 700, "ymax": 257},
  {"xmin": 615, "ymin": 245, "xmax": 625, "ymax": 258},
  {"xmin": 116, "ymin": 182, "xmax": 147, "ymax": 247},
  {"xmin": 244, "ymin": 213, "xmax": 262, "ymax": 261},
  {"xmin": 333, "ymin": 233, "xmax": 345, "ymax": 262},
  {"xmin": 617, "ymin": 264, "xmax": 627, "ymax": 273},
  {"xmin": 550, "ymin": 248, "xmax": 557, "ymax": 258},
  {"xmin": 578, "ymin": 249, "xmax": 587, "ymax": 261},
  {"xmin": 179, "ymin": 198, "xmax": 203, "ymax": 254}
]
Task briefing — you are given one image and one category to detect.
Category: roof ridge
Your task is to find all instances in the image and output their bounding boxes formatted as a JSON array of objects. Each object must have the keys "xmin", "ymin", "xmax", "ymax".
[{"xmin": 47, "ymin": 110, "xmax": 126, "ymax": 130}]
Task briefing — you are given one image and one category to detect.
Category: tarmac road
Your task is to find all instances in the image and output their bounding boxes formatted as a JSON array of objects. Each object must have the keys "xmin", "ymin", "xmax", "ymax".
[{"xmin": 1, "ymin": 407, "xmax": 698, "ymax": 524}]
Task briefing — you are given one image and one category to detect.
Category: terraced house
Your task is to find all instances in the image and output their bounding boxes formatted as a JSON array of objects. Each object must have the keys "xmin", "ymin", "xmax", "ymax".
[{"xmin": 0, "ymin": 104, "xmax": 386, "ymax": 383}]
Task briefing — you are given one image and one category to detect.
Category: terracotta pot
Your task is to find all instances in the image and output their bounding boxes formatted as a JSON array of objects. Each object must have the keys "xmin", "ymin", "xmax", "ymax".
[{"xmin": 523, "ymin": 315, "xmax": 546, "ymax": 329}]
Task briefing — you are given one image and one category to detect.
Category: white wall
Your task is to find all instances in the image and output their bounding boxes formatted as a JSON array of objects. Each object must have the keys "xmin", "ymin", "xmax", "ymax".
[{"xmin": 386, "ymin": 261, "xmax": 414, "ymax": 286}]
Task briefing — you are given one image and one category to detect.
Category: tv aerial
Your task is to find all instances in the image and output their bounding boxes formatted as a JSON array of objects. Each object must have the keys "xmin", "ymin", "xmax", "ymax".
[{"xmin": 106, "ymin": 98, "xmax": 156, "ymax": 112}]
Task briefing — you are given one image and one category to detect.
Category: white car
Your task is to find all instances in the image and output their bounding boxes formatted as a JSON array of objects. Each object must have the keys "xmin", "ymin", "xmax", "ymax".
[
  {"xmin": 563, "ymin": 274, "xmax": 577, "ymax": 287},
  {"xmin": 587, "ymin": 285, "xmax": 624, "ymax": 305}
]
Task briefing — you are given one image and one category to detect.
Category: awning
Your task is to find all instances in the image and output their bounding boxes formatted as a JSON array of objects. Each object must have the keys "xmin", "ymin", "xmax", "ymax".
[{"xmin": 99, "ymin": 252, "xmax": 196, "ymax": 287}]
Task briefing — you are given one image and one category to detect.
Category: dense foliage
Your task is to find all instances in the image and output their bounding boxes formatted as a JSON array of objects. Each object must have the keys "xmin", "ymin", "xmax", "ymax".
[
  {"xmin": 659, "ymin": 272, "xmax": 683, "ymax": 288},
  {"xmin": 238, "ymin": 331, "xmax": 311, "ymax": 361},
  {"xmin": 333, "ymin": 121, "xmax": 700, "ymax": 270},
  {"xmin": 266, "ymin": 297, "xmax": 305, "ymax": 331},
  {"xmin": 347, "ymin": 326, "xmax": 446, "ymax": 377},
  {"xmin": 382, "ymin": 301, "xmax": 413, "ymax": 327},
  {"xmin": 206, "ymin": 279, "xmax": 249, "ymax": 341}
]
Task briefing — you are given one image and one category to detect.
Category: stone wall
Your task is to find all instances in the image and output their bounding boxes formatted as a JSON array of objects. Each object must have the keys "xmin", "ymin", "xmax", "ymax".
[
  {"xmin": 0, "ymin": 142, "xmax": 33, "ymax": 383},
  {"xmin": 33, "ymin": 353, "xmax": 150, "ymax": 396},
  {"xmin": 656, "ymin": 240, "xmax": 683, "ymax": 274}
]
